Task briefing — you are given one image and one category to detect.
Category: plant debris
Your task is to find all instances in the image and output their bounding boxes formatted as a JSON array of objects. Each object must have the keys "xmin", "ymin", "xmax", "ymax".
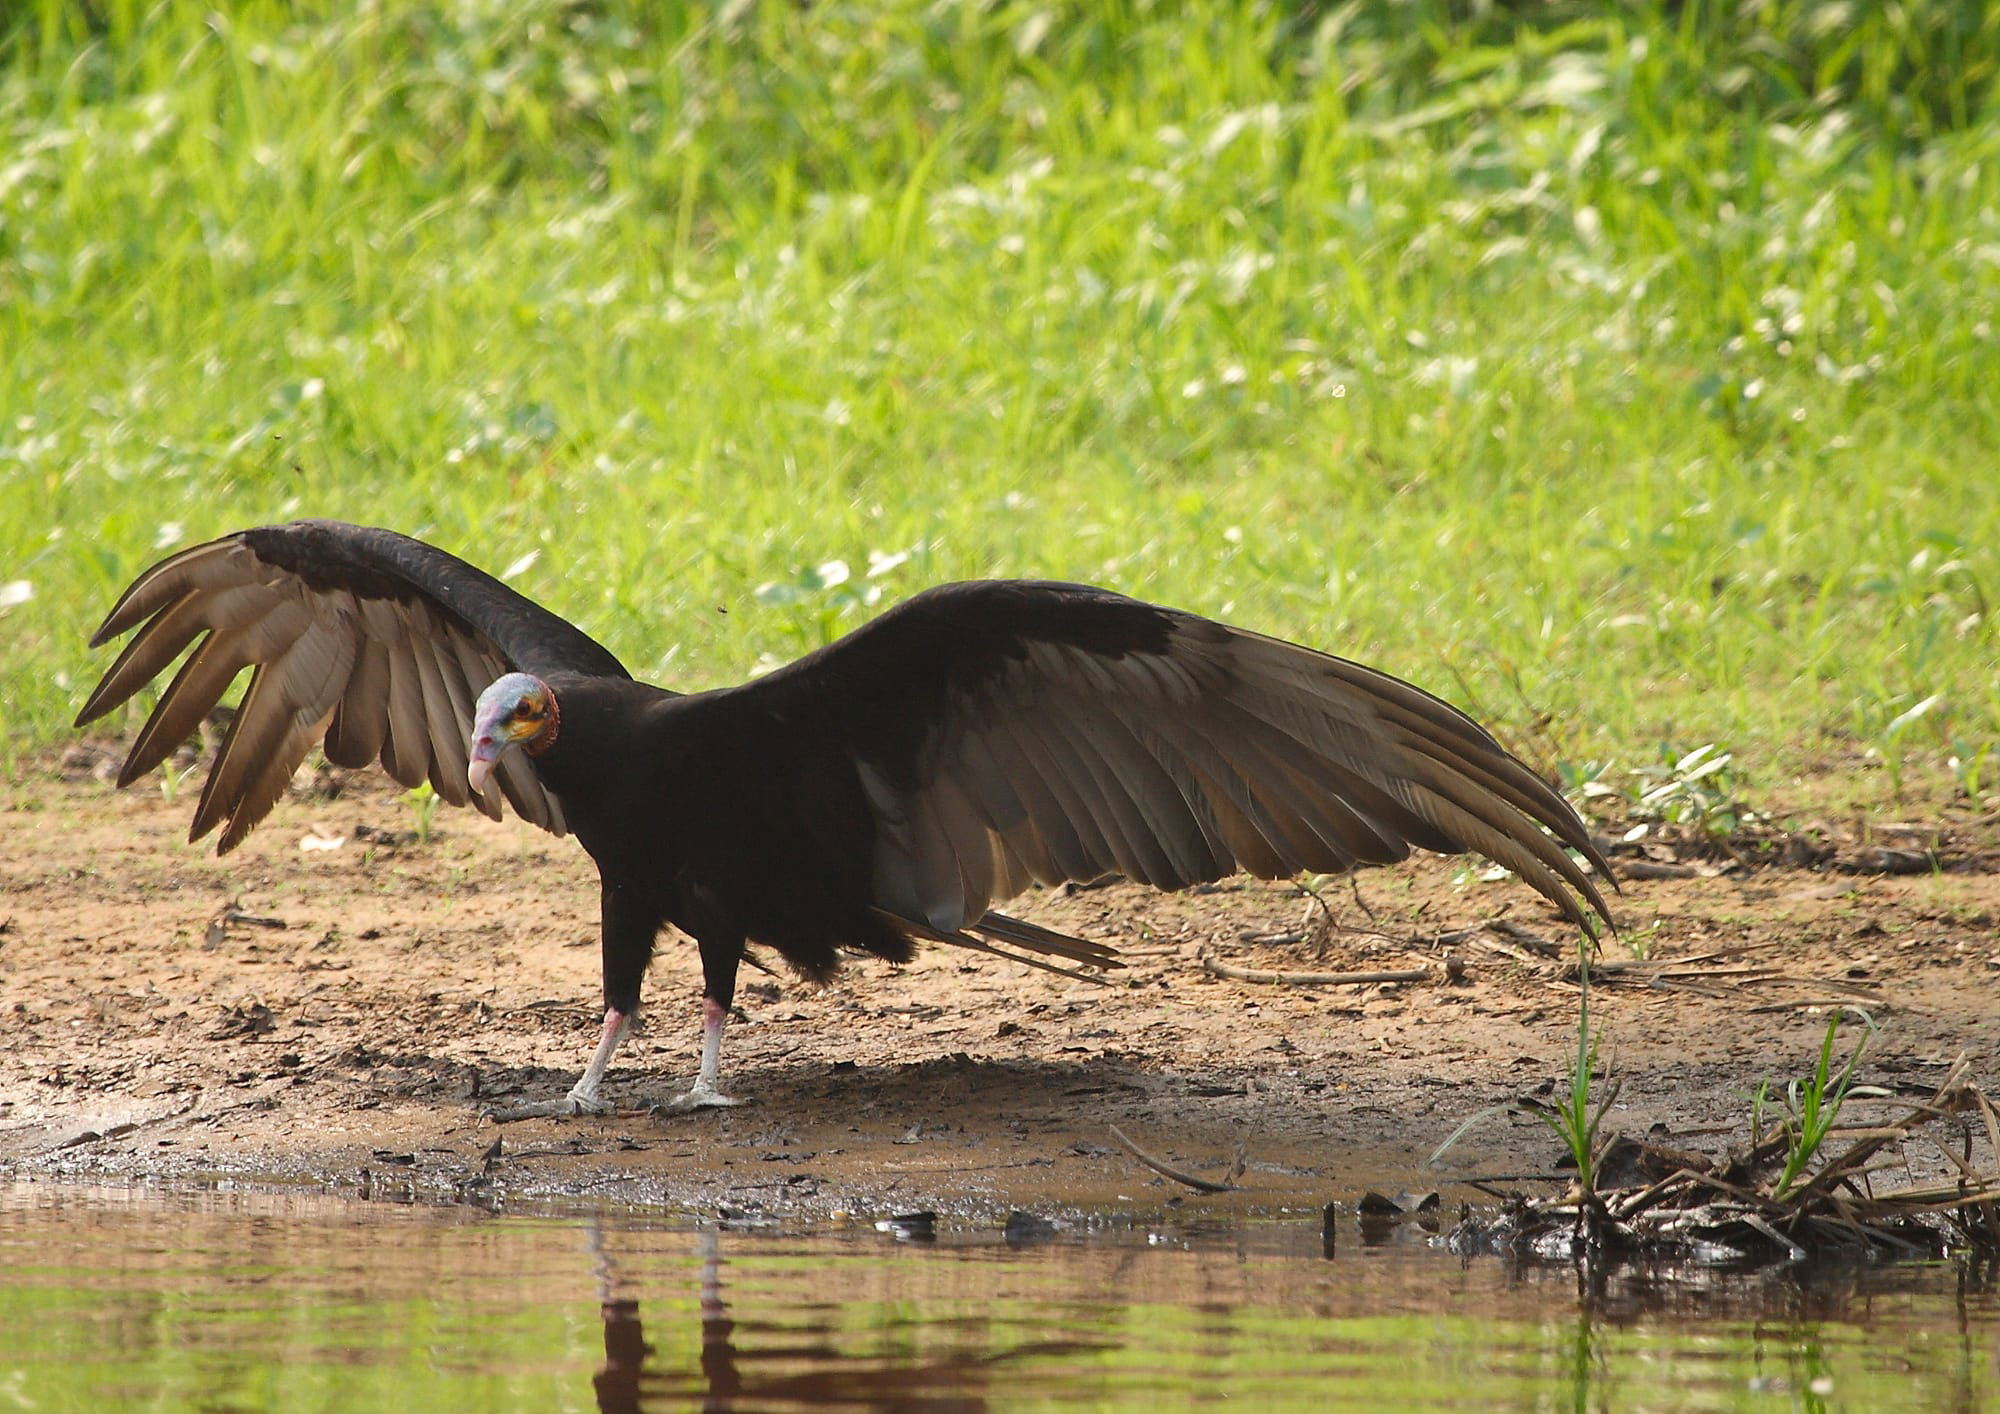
[
  {"xmin": 1449, "ymin": 1055, "xmax": 2000, "ymax": 1266},
  {"xmin": 1200, "ymin": 951, "xmax": 1431, "ymax": 987},
  {"xmin": 1108, "ymin": 1123, "xmax": 1244, "ymax": 1194}
]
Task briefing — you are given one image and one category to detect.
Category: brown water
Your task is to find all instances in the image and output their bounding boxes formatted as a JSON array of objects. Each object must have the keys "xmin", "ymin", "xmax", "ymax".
[{"xmin": 2, "ymin": 1181, "xmax": 1995, "ymax": 1410}]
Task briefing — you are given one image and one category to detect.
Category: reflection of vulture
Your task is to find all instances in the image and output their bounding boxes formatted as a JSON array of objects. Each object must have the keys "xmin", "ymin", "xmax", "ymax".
[{"xmin": 78, "ymin": 520, "xmax": 1612, "ymax": 1117}]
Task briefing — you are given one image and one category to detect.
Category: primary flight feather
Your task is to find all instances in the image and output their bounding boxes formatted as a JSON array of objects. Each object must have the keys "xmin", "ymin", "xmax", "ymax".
[{"xmin": 77, "ymin": 520, "xmax": 1614, "ymax": 1117}]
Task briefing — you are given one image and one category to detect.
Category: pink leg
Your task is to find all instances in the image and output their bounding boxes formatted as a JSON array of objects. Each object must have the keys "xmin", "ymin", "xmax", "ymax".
[
  {"xmin": 569, "ymin": 1007, "xmax": 632, "ymax": 1108},
  {"xmin": 484, "ymin": 1006, "xmax": 628, "ymax": 1122},
  {"xmin": 653, "ymin": 997, "xmax": 743, "ymax": 1114}
]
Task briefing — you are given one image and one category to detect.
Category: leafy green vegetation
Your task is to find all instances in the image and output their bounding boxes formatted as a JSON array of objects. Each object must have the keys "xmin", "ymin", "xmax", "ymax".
[
  {"xmin": 5, "ymin": 1, "xmax": 1998, "ymax": 809},
  {"xmin": 1568, "ymin": 741, "xmax": 1768, "ymax": 839},
  {"xmin": 1537, "ymin": 951, "xmax": 1617, "ymax": 1195},
  {"xmin": 401, "ymin": 779, "xmax": 441, "ymax": 843},
  {"xmin": 1764, "ymin": 1012, "xmax": 1874, "ymax": 1201}
]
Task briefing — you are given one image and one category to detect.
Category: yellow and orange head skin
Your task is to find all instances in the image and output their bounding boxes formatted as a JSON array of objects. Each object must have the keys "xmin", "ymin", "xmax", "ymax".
[{"xmin": 468, "ymin": 672, "xmax": 557, "ymax": 794}]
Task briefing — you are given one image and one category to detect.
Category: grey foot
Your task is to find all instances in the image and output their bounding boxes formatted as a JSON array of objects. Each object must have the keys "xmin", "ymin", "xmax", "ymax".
[
  {"xmin": 649, "ymin": 1083, "xmax": 744, "ymax": 1116},
  {"xmin": 483, "ymin": 1090, "xmax": 611, "ymax": 1123}
]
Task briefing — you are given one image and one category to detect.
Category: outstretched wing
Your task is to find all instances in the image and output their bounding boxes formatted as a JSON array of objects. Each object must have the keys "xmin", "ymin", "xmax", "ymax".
[
  {"xmin": 750, "ymin": 581, "xmax": 1613, "ymax": 937},
  {"xmin": 76, "ymin": 519, "xmax": 631, "ymax": 851}
]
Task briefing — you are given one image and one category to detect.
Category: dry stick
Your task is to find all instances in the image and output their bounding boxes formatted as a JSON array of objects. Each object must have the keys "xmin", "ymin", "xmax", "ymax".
[
  {"xmin": 1748, "ymin": 999, "xmax": 1884, "ymax": 1015},
  {"xmin": 1972, "ymin": 1085, "xmax": 2000, "ymax": 1160},
  {"xmin": 1737, "ymin": 1212, "xmax": 1808, "ymax": 1262},
  {"xmin": 1586, "ymin": 951, "xmax": 1732, "ymax": 976},
  {"xmin": 1618, "ymin": 860, "xmax": 1698, "ymax": 880},
  {"xmin": 1766, "ymin": 973, "xmax": 1885, "ymax": 993},
  {"xmin": 1470, "ymin": 936, "xmax": 1547, "ymax": 969},
  {"xmin": 1490, "ymin": 920, "xmax": 1566, "ymax": 957},
  {"xmin": 1677, "ymin": 1170, "xmax": 1798, "ymax": 1218},
  {"xmin": 1574, "ymin": 963, "xmax": 1760, "ymax": 986},
  {"xmin": 1867, "ymin": 1180, "xmax": 2000, "ymax": 1211},
  {"xmin": 1239, "ymin": 925, "xmax": 1410, "ymax": 948},
  {"xmin": 1934, "ymin": 1134, "xmax": 1983, "ymax": 1180},
  {"xmin": 1107, "ymin": 1123, "xmax": 1240, "ymax": 1194},
  {"xmin": 1201, "ymin": 954, "xmax": 1430, "ymax": 987},
  {"xmin": 1608, "ymin": 1168, "xmax": 1703, "ymax": 1223},
  {"xmin": 1824, "ymin": 1191, "xmax": 1887, "ymax": 1251},
  {"xmin": 1646, "ymin": 978, "xmax": 1737, "ymax": 999},
  {"xmin": 219, "ymin": 905, "xmax": 287, "ymax": 929},
  {"xmin": 1834, "ymin": 1201, "xmax": 1934, "ymax": 1255}
]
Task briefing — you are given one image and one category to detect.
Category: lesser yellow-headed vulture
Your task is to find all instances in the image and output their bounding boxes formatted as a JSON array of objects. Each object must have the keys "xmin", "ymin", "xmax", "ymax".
[{"xmin": 78, "ymin": 520, "xmax": 1612, "ymax": 1118}]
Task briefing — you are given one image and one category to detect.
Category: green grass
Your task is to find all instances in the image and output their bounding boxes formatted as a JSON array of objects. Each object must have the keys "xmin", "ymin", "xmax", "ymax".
[
  {"xmin": 1537, "ymin": 949, "xmax": 1616, "ymax": 1196},
  {"xmin": 1765, "ymin": 1012, "xmax": 1873, "ymax": 1202},
  {"xmin": 5, "ymin": 1, "xmax": 1999, "ymax": 809}
]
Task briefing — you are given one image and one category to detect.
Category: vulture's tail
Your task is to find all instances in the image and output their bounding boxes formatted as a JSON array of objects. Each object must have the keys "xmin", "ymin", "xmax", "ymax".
[{"xmin": 876, "ymin": 907, "xmax": 1121, "ymax": 985}]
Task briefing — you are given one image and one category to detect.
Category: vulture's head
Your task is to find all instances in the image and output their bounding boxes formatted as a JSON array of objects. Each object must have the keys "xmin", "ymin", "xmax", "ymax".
[{"xmin": 468, "ymin": 671, "xmax": 558, "ymax": 794}]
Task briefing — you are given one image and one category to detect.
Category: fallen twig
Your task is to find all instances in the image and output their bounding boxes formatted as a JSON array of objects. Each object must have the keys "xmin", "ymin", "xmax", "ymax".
[
  {"xmin": 500, "ymin": 1000, "xmax": 603, "ymax": 1021},
  {"xmin": 1839, "ymin": 847, "xmax": 1939, "ymax": 875},
  {"xmin": 1201, "ymin": 954, "xmax": 1430, "ymax": 986},
  {"xmin": 1747, "ymin": 996, "xmax": 1887, "ymax": 1015},
  {"xmin": 1617, "ymin": 860, "xmax": 1697, "ymax": 880},
  {"xmin": 1107, "ymin": 1123, "xmax": 1240, "ymax": 1193},
  {"xmin": 1470, "ymin": 936, "xmax": 1548, "ymax": 969},
  {"xmin": 1490, "ymin": 920, "xmax": 1566, "ymax": 957}
]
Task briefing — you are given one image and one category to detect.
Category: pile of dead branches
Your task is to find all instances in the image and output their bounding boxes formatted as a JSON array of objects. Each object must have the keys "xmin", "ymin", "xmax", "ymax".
[{"xmin": 1450, "ymin": 1055, "xmax": 2000, "ymax": 1266}]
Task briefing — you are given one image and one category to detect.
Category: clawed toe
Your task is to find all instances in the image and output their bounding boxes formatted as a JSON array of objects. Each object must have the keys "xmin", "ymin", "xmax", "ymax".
[
  {"xmin": 649, "ymin": 1085, "xmax": 744, "ymax": 1116},
  {"xmin": 483, "ymin": 1091, "xmax": 610, "ymax": 1123}
]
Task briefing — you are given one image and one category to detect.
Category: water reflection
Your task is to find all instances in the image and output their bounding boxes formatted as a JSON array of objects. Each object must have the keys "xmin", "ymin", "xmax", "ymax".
[
  {"xmin": 587, "ymin": 1222, "xmax": 1110, "ymax": 1411},
  {"xmin": 2, "ymin": 1183, "xmax": 1997, "ymax": 1411},
  {"xmin": 589, "ymin": 1220, "xmax": 650, "ymax": 1414}
]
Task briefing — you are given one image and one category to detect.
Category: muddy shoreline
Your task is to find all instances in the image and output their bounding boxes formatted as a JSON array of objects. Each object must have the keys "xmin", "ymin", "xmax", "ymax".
[{"xmin": 5, "ymin": 770, "xmax": 1998, "ymax": 1222}]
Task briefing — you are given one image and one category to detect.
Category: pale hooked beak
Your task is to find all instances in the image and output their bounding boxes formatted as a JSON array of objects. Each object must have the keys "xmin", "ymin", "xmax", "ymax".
[
  {"xmin": 468, "ymin": 670, "xmax": 548, "ymax": 799},
  {"xmin": 468, "ymin": 739, "xmax": 501, "ymax": 796}
]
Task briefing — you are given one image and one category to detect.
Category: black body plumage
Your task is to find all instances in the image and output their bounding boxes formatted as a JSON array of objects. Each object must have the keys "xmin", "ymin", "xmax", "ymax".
[{"xmin": 77, "ymin": 520, "xmax": 1614, "ymax": 1110}]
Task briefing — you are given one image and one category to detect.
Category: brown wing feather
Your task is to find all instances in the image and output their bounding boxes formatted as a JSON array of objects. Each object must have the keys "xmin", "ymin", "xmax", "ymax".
[
  {"xmin": 77, "ymin": 524, "xmax": 616, "ymax": 850},
  {"xmin": 808, "ymin": 590, "xmax": 1613, "ymax": 939}
]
